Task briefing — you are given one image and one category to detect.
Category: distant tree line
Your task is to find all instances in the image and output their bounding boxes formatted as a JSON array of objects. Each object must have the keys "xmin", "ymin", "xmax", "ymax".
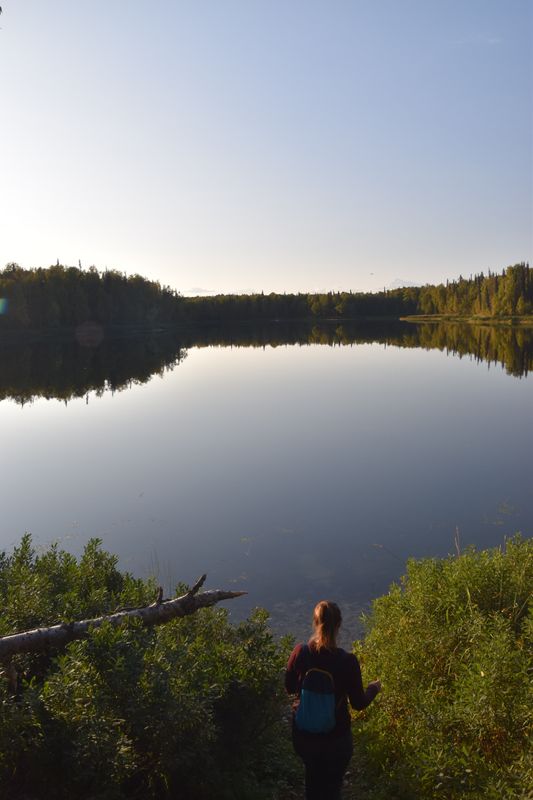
[
  {"xmin": 0, "ymin": 264, "xmax": 182, "ymax": 330},
  {"xmin": 0, "ymin": 262, "xmax": 531, "ymax": 331},
  {"xmin": 415, "ymin": 262, "xmax": 532, "ymax": 316}
]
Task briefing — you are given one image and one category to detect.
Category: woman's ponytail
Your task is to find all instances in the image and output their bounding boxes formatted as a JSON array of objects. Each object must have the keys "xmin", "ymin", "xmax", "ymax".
[{"xmin": 309, "ymin": 600, "xmax": 341, "ymax": 652}]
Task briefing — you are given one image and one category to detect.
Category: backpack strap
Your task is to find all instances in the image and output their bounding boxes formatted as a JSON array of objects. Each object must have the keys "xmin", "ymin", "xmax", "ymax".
[
  {"xmin": 300, "ymin": 644, "xmax": 346, "ymax": 709},
  {"xmin": 299, "ymin": 644, "xmax": 336, "ymax": 687},
  {"xmin": 297, "ymin": 643, "xmax": 310, "ymax": 691}
]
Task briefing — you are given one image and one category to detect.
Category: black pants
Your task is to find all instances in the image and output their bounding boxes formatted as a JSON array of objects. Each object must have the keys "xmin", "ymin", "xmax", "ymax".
[{"xmin": 293, "ymin": 729, "xmax": 353, "ymax": 800}]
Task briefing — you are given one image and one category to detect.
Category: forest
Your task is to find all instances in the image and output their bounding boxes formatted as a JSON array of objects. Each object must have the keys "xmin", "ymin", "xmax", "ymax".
[{"xmin": 0, "ymin": 262, "xmax": 531, "ymax": 331}]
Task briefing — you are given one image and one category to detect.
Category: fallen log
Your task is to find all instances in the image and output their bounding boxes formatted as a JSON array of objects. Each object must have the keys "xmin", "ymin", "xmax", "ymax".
[{"xmin": 0, "ymin": 574, "xmax": 246, "ymax": 662}]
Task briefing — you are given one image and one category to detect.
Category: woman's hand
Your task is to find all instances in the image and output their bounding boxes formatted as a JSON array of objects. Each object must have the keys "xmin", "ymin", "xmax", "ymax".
[{"xmin": 368, "ymin": 679, "xmax": 382, "ymax": 693}]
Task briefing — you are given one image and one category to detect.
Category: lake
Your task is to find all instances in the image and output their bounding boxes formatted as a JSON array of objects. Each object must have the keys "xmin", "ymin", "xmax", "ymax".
[{"xmin": 1, "ymin": 321, "xmax": 532, "ymax": 644}]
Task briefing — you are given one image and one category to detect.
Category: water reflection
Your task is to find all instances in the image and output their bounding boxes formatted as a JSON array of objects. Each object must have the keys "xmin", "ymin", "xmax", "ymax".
[
  {"xmin": 1, "ymin": 320, "xmax": 532, "ymax": 404},
  {"xmin": 0, "ymin": 330, "xmax": 186, "ymax": 405},
  {"xmin": 404, "ymin": 322, "xmax": 533, "ymax": 378}
]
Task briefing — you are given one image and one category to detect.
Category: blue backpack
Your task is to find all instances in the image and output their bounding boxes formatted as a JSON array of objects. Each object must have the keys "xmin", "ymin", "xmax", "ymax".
[{"xmin": 295, "ymin": 645, "xmax": 337, "ymax": 734}]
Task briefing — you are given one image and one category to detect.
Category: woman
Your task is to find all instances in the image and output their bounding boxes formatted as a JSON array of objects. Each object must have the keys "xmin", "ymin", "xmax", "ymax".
[{"xmin": 285, "ymin": 600, "xmax": 381, "ymax": 800}]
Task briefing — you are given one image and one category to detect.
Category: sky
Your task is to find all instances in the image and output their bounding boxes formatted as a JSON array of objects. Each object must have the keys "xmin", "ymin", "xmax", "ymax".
[{"xmin": 0, "ymin": 1, "xmax": 531, "ymax": 295}]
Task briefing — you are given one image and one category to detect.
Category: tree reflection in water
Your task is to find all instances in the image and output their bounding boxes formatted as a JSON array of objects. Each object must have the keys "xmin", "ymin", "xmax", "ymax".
[{"xmin": 0, "ymin": 320, "xmax": 531, "ymax": 405}]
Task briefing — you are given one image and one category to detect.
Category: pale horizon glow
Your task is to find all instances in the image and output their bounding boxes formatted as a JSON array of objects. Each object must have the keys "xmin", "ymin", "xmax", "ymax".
[{"xmin": 0, "ymin": 1, "xmax": 531, "ymax": 295}]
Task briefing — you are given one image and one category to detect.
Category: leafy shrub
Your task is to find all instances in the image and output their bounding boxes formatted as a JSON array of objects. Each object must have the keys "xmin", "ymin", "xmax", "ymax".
[
  {"xmin": 354, "ymin": 536, "xmax": 532, "ymax": 800},
  {"xmin": 0, "ymin": 537, "xmax": 295, "ymax": 799}
]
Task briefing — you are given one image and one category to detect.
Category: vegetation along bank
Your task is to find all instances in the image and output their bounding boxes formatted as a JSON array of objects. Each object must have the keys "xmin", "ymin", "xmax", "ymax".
[{"xmin": 0, "ymin": 535, "xmax": 530, "ymax": 799}]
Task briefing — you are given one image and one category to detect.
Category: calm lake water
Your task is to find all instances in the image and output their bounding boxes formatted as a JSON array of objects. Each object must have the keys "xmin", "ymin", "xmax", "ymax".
[{"xmin": 1, "ymin": 322, "xmax": 532, "ymax": 643}]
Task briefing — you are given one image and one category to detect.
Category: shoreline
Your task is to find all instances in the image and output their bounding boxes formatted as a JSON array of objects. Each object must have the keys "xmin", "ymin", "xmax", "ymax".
[{"xmin": 400, "ymin": 313, "xmax": 533, "ymax": 327}]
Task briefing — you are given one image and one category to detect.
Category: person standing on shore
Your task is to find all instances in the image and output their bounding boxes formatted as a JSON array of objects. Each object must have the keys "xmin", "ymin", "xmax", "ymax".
[{"xmin": 285, "ymin": 600, "xmax": 381, "ymax": 800}]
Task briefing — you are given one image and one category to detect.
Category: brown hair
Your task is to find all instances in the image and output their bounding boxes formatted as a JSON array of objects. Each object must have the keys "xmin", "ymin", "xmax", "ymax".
[{"xmin": 309, "ymin": 600, "xmax": 342, "ymax": 652}]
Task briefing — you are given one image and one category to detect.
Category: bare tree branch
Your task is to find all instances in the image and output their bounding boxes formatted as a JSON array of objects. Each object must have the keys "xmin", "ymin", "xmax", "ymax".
[
  {"xmin": 0, "ymin": 580, "xmax": 247, "ymax": 661},
  {"xmin": 188, "ymin": 573, "xmax": 207, "ymax": 595}
]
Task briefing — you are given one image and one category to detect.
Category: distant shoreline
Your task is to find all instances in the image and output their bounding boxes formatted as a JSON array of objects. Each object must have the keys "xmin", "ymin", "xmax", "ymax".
[{"xmin": 401, "ymin": 314, "xmax": 533, "ymax": 327}]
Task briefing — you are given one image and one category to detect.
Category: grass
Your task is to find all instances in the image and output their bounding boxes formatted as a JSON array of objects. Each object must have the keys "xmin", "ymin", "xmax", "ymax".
[{"xmin": 401, "ymin": 314, "xmax": 533, "ymax": 327}]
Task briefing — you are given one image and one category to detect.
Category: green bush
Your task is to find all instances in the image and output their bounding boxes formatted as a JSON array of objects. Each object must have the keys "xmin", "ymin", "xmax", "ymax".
[
  {"xmin": 354, "ymin": 536, "xmax": 532, "ymax": 800},
  {"xmin": 4, "ymin": 535, "xmax": 530, "ymax": 800},
  {"xmin": 0, "ymin": 536, "xmax": 295, "ymax": 800}
]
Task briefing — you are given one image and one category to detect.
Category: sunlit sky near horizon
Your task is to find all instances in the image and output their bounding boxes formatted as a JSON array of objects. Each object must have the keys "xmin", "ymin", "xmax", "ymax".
[{"xmin": 1, "ymin": 1, "xmax": 531, "ymax": 295}]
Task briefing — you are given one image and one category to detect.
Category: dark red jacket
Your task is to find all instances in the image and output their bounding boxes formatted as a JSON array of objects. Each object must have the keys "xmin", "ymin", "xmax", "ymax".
[{"xmin": 285, "ymin": 643, "xmax": 378, "ymax": 737}]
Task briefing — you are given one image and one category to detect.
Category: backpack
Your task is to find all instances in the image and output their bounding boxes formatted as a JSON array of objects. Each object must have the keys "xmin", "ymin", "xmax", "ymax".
[{"xmin": 294, "ymin": 645, "xmax": 337, "ymax": 734}]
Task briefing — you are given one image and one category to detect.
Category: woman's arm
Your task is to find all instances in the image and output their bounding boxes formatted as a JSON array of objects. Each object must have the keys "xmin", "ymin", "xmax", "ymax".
[
  {"xmin": 285, "ymin": 643, "xmax": 303, "ymax": 694},
  {"xmin": 346, "ymin": 654, "xmax": 381, "ymax": 710}
]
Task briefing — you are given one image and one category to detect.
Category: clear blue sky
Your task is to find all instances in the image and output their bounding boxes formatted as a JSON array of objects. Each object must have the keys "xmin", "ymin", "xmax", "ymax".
[{"xmin": 0, "ymin": 1, "xmax": 531, "ymax": 294}]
